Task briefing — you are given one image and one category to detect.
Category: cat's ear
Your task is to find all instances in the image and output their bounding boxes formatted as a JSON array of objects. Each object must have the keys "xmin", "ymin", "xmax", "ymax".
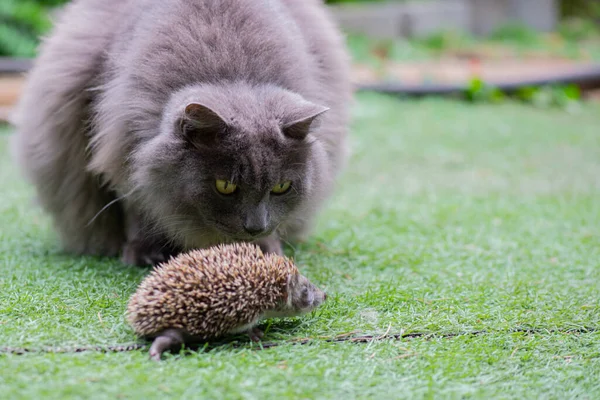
[
  {"xmin": 282, "ymin": 103, "xmax": 329, "ymax": 140},
  {"xmin": 179, "ymin": 102, "xmax": 227, "ymax": 147}
]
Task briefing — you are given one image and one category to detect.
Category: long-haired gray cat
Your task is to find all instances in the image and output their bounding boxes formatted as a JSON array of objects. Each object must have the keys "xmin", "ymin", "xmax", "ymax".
[{"xmin": 11, "ymin": 0, "xmax": 351, "ymax": 265}]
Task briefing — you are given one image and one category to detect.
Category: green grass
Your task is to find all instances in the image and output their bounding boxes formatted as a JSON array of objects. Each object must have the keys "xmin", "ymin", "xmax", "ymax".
[{"xmin": 2, "ymin": 94, "xmax": 600, "ymax": 399}]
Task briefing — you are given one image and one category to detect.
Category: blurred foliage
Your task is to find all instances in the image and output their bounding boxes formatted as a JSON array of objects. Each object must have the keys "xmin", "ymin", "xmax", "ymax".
[
  {"xmin": 0, "ymin": 0, "xmax": 385, "ymax": 57},
  {"xmin": 488, "ymin": 23, "xmax": 542, "ymax": 46},
  {"xmin": 0, "ymin": 0, "xmax": 598, "ymax": 62},
  {"xmin": 465, "ymin": 77, "xmax": 582, "ymax": 111},
  {"xmin": 560, "ymin": 0, "xmax": 600, "ymax": 19},
  {"xmin": 353, "ymin": 18, "xmax": 600, "ymax": 65},
  {"xmin": 0, "ymin": 0, "xmax": 67, "ymax": 57},
  {"xmin": 465, "ymin": 78, "xmax": 506, "ymax": 104},
  {"xmin": 417, "ymin": 30, "xmax": 473, "ymax": 52},
  {"xmin": 516, "ymin": 84, "xmax": 581, "ymax": 110},
  {"xmin": 559, "ymin": 17, "xmax": 600, "ymax": 41}
]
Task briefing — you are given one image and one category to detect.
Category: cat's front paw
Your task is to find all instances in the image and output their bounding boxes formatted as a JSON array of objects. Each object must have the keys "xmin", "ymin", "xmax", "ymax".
[
  {"xmin": 254, "ymin": 236, "xmax": 283, "ymax": 255},
  {"xmin": 121, "ymin": 241, "xmax": 174, "ymax": 267}
]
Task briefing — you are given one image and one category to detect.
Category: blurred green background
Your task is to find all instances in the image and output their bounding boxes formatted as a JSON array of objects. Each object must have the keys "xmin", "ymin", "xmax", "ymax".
[
  {"xmin": 0, "ymin": 0, "xmax": 381, "ymax": 57},
  {"xmin": 1, "ymin": 0, "xmax": 600, "ymax": 58}
]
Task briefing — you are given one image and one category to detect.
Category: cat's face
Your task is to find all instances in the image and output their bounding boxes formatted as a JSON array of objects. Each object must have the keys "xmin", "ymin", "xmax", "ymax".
[
  {"xmin": 131, "ymin": 84, "xmax": 328, "ymax": 248},
  {"xmin": 178, "ymin": 127, "xmax": 311, "ymax": 242}
]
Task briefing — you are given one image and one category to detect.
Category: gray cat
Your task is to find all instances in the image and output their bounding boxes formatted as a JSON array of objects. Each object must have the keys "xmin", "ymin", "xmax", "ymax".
[{"xmin": 11, "ymin": 0, "xmax": 351, "ymax": 265}]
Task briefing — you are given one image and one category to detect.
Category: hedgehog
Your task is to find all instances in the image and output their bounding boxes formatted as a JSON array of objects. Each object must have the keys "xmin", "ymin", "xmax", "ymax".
[{"xmin": 126, "ymin": 243, "xmax": 327, "ymax": 360}]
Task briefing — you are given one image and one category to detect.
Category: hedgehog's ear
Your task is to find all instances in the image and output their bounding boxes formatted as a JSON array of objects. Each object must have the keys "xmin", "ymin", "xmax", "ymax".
[{"xmin": 179, "ymin": 102, "xmax": 228, "ymax": 147}]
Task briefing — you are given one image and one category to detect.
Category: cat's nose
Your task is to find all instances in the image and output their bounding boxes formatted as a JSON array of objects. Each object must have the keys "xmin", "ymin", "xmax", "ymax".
[
  {"xmin": 243, "ymin": 223, "xmax": 266, "ymax": 236},
  {"xmin": 244, "ymin": 206, "xmax": 268, "ymax": 236}
]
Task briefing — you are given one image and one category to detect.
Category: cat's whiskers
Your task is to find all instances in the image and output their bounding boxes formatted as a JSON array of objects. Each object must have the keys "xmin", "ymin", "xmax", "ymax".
[
  {"xmin": 281, "ymin": 237, "xmax": 297, "ymax": 253},
  {"xmin": 86, "ymin": 189, "xmax": 135, "ymax": 227},
  {"xmin": 180, "ymin": 228, "xmax": 216, "ymax": 249},
  {"xmin": 274, "ymin": 220, "xmax": 298, "ymax": 253},
  {"xmin": 155, "ymin": 217, "xmax": 195, "ymax": 238},
  {"xmin": 274, "ymin": 221, "xmax": 290, "ymax": 245}
]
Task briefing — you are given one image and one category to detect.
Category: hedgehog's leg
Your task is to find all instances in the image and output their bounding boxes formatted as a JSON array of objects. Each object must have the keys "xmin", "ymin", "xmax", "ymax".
[
  {"xmin": 247, "ymin": 327, "xmax": 265, "ymax": 342},
  {"xmin": 149, "ymin": 329, "xmax": 185, "ymax": 361}
]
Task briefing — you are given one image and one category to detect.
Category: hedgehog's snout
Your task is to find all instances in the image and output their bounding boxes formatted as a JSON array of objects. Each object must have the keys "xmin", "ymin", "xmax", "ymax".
[
  {"xmin": 308, "ymin": 284, "xmax": 327, "ymax": 308},
  {"xmin": 289, "ymin": 275, "xmax": 327, "ymax": 313}
]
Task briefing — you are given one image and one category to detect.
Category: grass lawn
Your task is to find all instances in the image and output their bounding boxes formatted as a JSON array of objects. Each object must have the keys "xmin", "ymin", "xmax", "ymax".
[{"xmin": 1, "ymin": 93, "xmax": 600, "ymax": 399}]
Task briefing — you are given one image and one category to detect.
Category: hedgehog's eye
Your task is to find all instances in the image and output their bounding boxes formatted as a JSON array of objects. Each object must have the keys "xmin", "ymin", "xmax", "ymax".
[
  {"xmin": 301, "ymin": 287, "xmax": 313, "ymax": 307},
  {"xmin": 301, "ymin": 287, "xmax": 309, "ymax": 299},
  {"xmin": 215, "ymin": 179, "xmax": 237, "ymax": 195},
  {"xmin": 271, "ymin": 181, "xmax": 292, "ymax": 195}
]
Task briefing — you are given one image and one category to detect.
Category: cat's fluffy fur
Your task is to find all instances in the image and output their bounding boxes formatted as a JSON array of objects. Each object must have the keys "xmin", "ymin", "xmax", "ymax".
[{"xmin": 11, "ymin": 0, "xmax": 351, "ymax": 265}]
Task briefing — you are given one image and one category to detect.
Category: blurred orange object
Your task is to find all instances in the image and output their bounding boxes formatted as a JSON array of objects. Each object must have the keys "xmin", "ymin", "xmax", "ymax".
[
  {"xmin": 468, "ymin": 57, "xmax": 482, "ymax": 78},
  {"xmin": 0, "ymin": 75, "xmax": 24, "ymax": 122}
]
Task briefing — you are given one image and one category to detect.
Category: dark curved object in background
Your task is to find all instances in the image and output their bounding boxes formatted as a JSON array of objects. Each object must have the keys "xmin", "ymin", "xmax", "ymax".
[
  {"xmin": 2, "ymin": 57, "xmax": 600, "ymax": 96},
  {"xmin": 0, "ymin": 57, "xmax": 32, "ymax": 74}
]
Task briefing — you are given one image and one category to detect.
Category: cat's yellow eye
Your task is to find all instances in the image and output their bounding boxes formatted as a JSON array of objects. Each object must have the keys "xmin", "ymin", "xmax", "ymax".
[
  {"xmin": 271, "ymin": 181, "xmax": 292, "ymax": 195},
  {"xmin": 215, "ymin": 179, "xmax": 237, "ymax": 195}
]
